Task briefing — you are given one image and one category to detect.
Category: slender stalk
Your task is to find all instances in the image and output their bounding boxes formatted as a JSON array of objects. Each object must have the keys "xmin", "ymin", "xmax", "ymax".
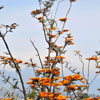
[
  {"xmin": 87, "ymin": 60, "xmax": 90, "ymax": 93},
  {"xmin": 89, "ymin": 73, "xmax": 99, "ymax": 86},
  {"xmin": 78, "ymin": 54, "xmax": 85, "ymax": 77},
  {"xmin": 54, "ymin": 0, "xmax": 64, "ymax": 19},
  {"xmin": 30, "ymin": 58, "xmax": 37, "ymax": 77},
  {"xmin": 62, "ymin": 2, "xmax": 72, "ymax": 30},
  {"xmin": 0, "ymin": 72, "xmax": 23, "ymax": 93},
  {"xmin": 61, "ymin": 61, "xmax": 64, "ymax": 79},
  {"xmin": 87, "ymin": 61, "xmax": 90, "ymax": 81},
  {"xmin": 72, "ymin": 90, "xmax": 79, "ymax": 100},
  {"xmin": 0, "ymin": 32, "xmax": 27, "ymax": 100},
  {"xmin": 55, "ymin": 2, "xmax": 72, "ymax": 43},
  {"xmin": 30, "ymin": 40, "xmax": 43, "ymax": 68}
]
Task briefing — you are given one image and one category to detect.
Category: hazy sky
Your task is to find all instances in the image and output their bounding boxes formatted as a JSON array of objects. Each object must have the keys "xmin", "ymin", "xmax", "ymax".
[
  {"xmin": 0, "ymin": 0, "xmax": 100, "ymax": 95},
  {"xmin": 0, "ymin": 0, "xmax": 100, "ymax": 59}
]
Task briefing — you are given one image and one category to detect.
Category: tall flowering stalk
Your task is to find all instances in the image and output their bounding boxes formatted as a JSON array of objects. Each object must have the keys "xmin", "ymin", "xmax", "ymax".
[{"xmin": 26, "ymin": 0, "xmax": 88, "ymax": 100}]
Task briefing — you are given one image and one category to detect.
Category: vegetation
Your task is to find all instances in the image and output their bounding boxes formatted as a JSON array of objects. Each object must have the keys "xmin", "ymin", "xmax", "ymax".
[{"xmin": 0, "ymin": 0, "xmax": 100, "ymax": 100}]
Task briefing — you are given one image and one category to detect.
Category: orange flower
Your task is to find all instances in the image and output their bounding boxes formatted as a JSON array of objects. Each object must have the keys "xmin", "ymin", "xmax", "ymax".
[
  {"xmin": 41, "ymin": 78, "xmax": 51, "ymax": 82},
  {"xmin": 67, "ymin": 85, "xmax": 78, "ymax": 90},
  {"xmin": 68, "ymin": 35, "xmax": 73, "ymax": 38},
  {"xmin": 55, "ymin": 56, "xmax": 65, "ymax": 59},
  {"xmin": 86, "ymin": 56, "xmax": 98, "ymax": 60},
  {"xmin": 35, "ymin": 77, "xmax": 41, "ymax": 80},
  {"xmin": 96, "ymin": 71, "xmax": 100, "ymax": 73},
  {"xmin": 86, "ymin": 58, "xmax": 91, "ymax": 60},
  {"xmin": 96, "ymin": 66, "xmax": 100, "ymax": 68},
  {"xmin": 16, "ymin": 60, "xmax": 22, "ymax": 63},
  {"xmin": 31, "ymin": 84, "xmax": 36, "ymax": 88},
  {"xmin": 35, "ymin": 69, "xmax": 41, "ymax": 73},
  {"xmin": 59, "ymin": 31, "xmax": 63, "ymax": 35},
  {"xmin": 49, "ymin": 60, "xmax": 54, "ymax": 63},
  {"xmin": 65, "ymin": 38, "xmax": 69, "ymax": 42},
  {"xmin": 84, "ymin": 98, "xmax": 94, "ymax": 100},
  {"xmin": 51, "ymin": 42, "xmax": 55, "ymax": 44},
  {"xmin": 4, "ymin": 99, "xmax": 12, "ymax": 100},
  {"xmin": 24, "ymin": 62, "xmax": 28, "ymax": 64},
  {"xmin": 41, "ymin": 68, "xmax": 48, "ymax": 72},
  {"xmin": 65, "ymin": 38, "xmax": 73, "ymax": 42},
  {"xmin": 48, "ymin": 93, "xmax": 54, "ymax": 98},
  {"xmin": 40, "ymin": 92, "xmax": 47, "ymax": 97},
  {"xmin": 0, "ymin": 56, "xmax": 5, "ymax": 58},
  {"xmin": 10, "ymin": 24, "xmax": 16, "ymax": 29},
  {"xmin": 50, "ymin": 69, "xmax": 60, "ymax": 75},
  {"xmin": 45, "ymin": 56, "xmax": 51, "ymax": 59},
  {"xmin": 95, "ymin": 97, "xmax": 100, "ymax": 99},
  {"xmin": 44, "ymin": 60, "xmax": 54, "ymax": 63},
  {"xmin": 50, "ymin": 27, "xmax": 57, "ymax": 30},
  {"xmin": 2, "ymin": 62, "xmax": 7, "ymax": 64},
  {"xmin": 26, "ymin": 81, "xmax": 33, "ymax": 84},
  {"xmin": 45, "ymin": 27, "xmax": 57, "ymax": 30},
  {"xmin": 60, "ymin": 80, "xmax": 70, "ymax": 85},
  {"xmin": 48, "ymin": 34, "xmax": 57, "ymax": 38},
  {"xmin": 64, "ymin": 75, "xmax": 72, "ymax": 80},
  {"xmin": 31, "ymin": 63, "xmax": 37, "ymax": 66},
  {"xmin": 69, "ymin": 41, "xmax": 74, "ymax": 45},
  {"xmin": 38, "ymin": 17, "xmax": 43, "ymax": 20},
  {"xmin": 52, "ymin": 83, "xmax": 63, "ymax": 86},
  {"xmin": 31, "ymin": 10, "xmax": 42, "ymax": 15},
  {"xmin": 54, "ymin": 76, "xmax": 61, "ymax": 80},
  {"xmin": 5, "ymin": 57, "xmax": 11, "ymax": 61},
  {"xmin": 59, "ymin": 18, "xmax": 67, "ymax": 22},
  {"xmin": 80, "ymin": 85, "xmax": 87, "ymax": 87},
  {"xmin": 81, "ymin": 80, "xmax": 86, "ymax": 83},
  {"xmin": 57, "ymin": 46, "xmax": 63, "ymax": 48},
  {"xmin": 91, "ymin": 56, "xmax": 98, "ymax": 60},
  {"xmin": 13, "ymin": 58, "xmax": 17, "ymax": 60},
  {"xmin": 73, "ymin": 74, "xmax": 84, "ymax": 80},
  {"xmin": 69, "ymin": 38, "xmax": 74, "ymax": 41},
  {"xmin": 29, "ymin": 77, "xmax": 34, "ymax": 80},
  {"xmin": 63, "ymin": 29, "xmax": 69, "ymax": 32},
  {"xmin": 54, "ymin": 95, "xmax": 66, "ymax": 100},
  {"xmin": 42, "ymin": 83, "xmax": 51, "ymax": 86}
]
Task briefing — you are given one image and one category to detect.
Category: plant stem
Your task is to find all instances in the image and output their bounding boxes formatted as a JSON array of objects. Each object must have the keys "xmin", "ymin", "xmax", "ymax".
[{"xmin": 0, "ymin": 32, "xmax": 27, "ymax": 100}]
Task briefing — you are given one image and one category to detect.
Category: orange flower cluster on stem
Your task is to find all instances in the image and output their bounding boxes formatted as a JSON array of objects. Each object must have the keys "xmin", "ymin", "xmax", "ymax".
[
  {"xmin": 59, "ymin": 18, "xmax": 67, "ymax": 22},
  {"xmin": 0, "ymin": 56, "xmax": 23, "ymax": 64},
  {"xmin": 86, "ymin": 56, "xmax": 98, "ymax": 60}
]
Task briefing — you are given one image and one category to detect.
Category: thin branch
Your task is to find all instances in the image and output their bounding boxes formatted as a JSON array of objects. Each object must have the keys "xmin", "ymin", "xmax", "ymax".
[
  {"xmin": 54, "ymin": 2, "xmax": 72, "ymax": 43},
  {"xmin": 87, "ymin": 61, "xmax": 90, "ymax": 81},
  {"xmin": 72, "ymin": 90, "xmax": 79, "ymax": 100},
  {"xmin": 0, "ymin": 32, "xmax": 26, "ymax": 100},
  {"xmin": 62, "ymin": 2, "xmax": 72, "ymax": 30},
  {"xmin": 0, "ymin": 72, "xmax": 23, "ymax": 93},
  {"xmin": 30, "ymin": 39, "xmax": 43, "ymax": 68},
  {"xmin": 61, "ymin": 60, "xmax": 64, "ymax": 79},
  {"xmin": 30, "ymin": 58, "xmax": 37, "ymax": 77},
  {"xmin": 42, "ymin": 23, "xmax": 49, "ymax": 44},
  {"xmin": 75, "ymin": 52, "xmax": 88, "ymax": 84},
  {"xmin": 89, "ymin": 73, "xmax": 99, "ymax": 86},
  {"xmin": 54, "ymin": 0, "xmax": 63, "ymax": 19},
  {"xmin": 76, "ymin": 53, "xmax": 85, "ymax": 78}
]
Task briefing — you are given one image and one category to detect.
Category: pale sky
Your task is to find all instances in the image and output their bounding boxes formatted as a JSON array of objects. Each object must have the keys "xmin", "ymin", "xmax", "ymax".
[
  {"xmin": 0, "ymin": 0, "xmax": 100, "ymax": 95},
  {"xmin": 0, "ymin": 0, "xmax": 100, "ymax": 59}
]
